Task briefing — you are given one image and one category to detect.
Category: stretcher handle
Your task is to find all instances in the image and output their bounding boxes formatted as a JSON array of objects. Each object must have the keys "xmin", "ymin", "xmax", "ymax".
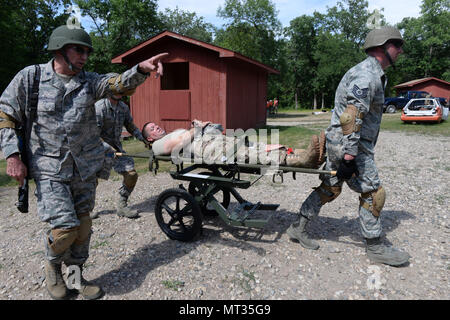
[{"xmin": 114, "ymin": 153, "xmax": 337, "ymax": 176}]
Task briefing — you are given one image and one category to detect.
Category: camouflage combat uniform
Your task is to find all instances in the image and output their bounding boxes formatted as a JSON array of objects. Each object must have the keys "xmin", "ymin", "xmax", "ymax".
[
  {"xmin": 0, "ymin": 60, "xmax": 148, "ymax": 263},
  {"xmin": 300, "ymin": 56, "xmax": 387, "ymax": 239},
  {"xmin": 95, "ymin": 98, "xmax": 145, "ymax": 199}
]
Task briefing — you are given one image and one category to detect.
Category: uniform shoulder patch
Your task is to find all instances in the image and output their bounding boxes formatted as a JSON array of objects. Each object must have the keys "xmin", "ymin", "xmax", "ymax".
[{"xmin": 352, "ymin": 84, "xmax": 369, "ymax": 99}]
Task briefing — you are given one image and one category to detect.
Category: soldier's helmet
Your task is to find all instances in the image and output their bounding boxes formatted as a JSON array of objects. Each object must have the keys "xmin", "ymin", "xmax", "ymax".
[
  {"xmin": 47, "ymin": 25, "xmax": 93, "ymax": 52},
  {"xmin": 363, "ymin": 26, "xmax": 403, "ymax": 51}
]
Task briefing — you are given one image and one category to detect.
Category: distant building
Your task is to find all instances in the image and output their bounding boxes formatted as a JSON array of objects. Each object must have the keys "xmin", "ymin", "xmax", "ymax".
[
  {"xmin": 394, "ymin": 77, "xmax": 450, "ymax": 103},
  {"xmin": 111, "ymin": 30, "xmax": 279, "ymax": 133}
]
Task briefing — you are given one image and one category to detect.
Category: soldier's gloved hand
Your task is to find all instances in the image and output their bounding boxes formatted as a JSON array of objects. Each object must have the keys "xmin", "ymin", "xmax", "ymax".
[{"xmin": 336, "ymin": 159, "xmax": 359, "ymax": 180}]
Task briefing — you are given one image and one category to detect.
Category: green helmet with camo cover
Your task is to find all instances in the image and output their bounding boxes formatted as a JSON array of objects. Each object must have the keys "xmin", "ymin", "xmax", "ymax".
[
  {"xmin": 363, "ymin": 26, "xmax": 403, "ymax": 51},
  {"xmin": 47, "ymin": 25, "xmax": 93, "ymax": 52}
]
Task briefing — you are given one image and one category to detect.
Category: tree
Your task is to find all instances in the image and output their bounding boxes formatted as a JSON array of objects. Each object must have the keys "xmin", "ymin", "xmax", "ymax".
[
  {"xmin": 159, "ymin": 6, "xmax": 216, "ymax": 43},
  {"xmin": 395, "ymin": 0, "xmax": 450, "ymax": 83},
  {"xmin": 0, "ymin": 0, "xmax": 70, "ymax": 92},
  {"xmin": 320, "ymin": 0, "xmax": 374, "ymax": 46},
  {"xmin": 74, "ymin": 0, "xmax": 164, "ymax": 74},
  {"xmin": 215, "ymin": 0, "xmax": 282, "ymax": 67},
  {"xmin": 284, "ymin": 15, "xmax": 318, "ymax": 109},
  {"xmin": 282, "ymin": 0, "xmax": 373, "ymax": 109}
]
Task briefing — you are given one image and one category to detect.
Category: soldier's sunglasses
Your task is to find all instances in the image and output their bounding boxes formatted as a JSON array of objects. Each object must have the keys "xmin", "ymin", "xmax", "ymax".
[
  {"xmin": 389, "ymin": 40, "xmax": 404, "ymax": 49},
  {"xmin": 70, "ymin": 45, "xmax": 92, "ymax": 56}
]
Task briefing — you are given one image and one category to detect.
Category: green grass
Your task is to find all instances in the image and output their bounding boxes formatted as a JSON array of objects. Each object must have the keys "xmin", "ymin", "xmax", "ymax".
[
  {"xmin": 1, "ymin": 113, "xmax": 447, "ymax": 188},
  {"xmin": 380, "ymin": 113, "xmax": 450, "ymax": 136},
  {"xmin": 161, "ymin": 279, "xmax": 185, "ymax": 291},
  {"xmin": 92, "ymin": 240, "xmax": 109, "ymax": 249},
  {"xmin": 0, "ymin": 159, "xmax": 15, "ymax": 187},
  {"xmin": 261, "ymin": 125, "xmax": 319, "ymax": 149},
  {"xmin": 115, "ymin": 138, "xmax": 173, "ymax": 176}
]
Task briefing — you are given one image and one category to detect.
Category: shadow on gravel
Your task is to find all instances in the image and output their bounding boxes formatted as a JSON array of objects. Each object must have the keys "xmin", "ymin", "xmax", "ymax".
[
  {"xmin": 92, "ymin": 228, "xmax": 269, "ymax": 296},
  {"xmin": 308, "ymin": 210, "xmax": 415, "ymax": 247},
  {"xmin": 91, "ymin": 201, "xmax": 299, "ymax": 296},
  {"xmin": 92, "ymin": 195, "xmax": 159, "ymax": 218},
  {"xmin": 95, "ymin": 191, "xmax": 414, "ymax": 296}
]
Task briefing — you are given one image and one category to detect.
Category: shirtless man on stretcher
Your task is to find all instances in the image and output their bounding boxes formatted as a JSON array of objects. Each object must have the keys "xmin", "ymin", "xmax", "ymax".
[{"xmin": 141, "ymin": 120, "xmax": 326, "ymax": 169}]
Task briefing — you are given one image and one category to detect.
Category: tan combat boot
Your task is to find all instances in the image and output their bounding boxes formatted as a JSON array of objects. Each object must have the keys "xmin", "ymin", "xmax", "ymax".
[
  {"xmin": 286, "ymin": 135, "xmax": 320, "ymax": 168},
  {"xmin": 44, "ymin": 260, "xmax": 68, "ymax": 300},
  {"xmin": 366, "ymin": 237, "xmax": 411, "ymax": 266},
  {"xmin": 286, "ymin": 215, "xmax": 320, "ymax": 250},
  {"xmin": 70, "ymin": 265, "xmax": 104, "ymax": 300},
  {"xmin": 116, "ymin": 195, "xmax": 139, "ymax": 219}
]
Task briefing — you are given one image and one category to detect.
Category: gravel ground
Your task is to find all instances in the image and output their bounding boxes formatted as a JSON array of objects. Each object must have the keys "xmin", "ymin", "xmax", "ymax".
[{"xmin": 0, "ymin": 131, "xmax": 448, "ymax": 300}]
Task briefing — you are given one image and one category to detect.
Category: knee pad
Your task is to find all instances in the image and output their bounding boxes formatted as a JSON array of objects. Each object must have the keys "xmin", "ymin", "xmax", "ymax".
[
  {"xmin": 123, "ymin": 170, "xmax": 138, "ymax": 190},
  {"xmin": 314, "ymin": 183, "xmax": 342, "ymax": 205},
  {"xmin": 74, "ymin": 213, "xmax": 92, "ymax": 245},
  {"xmin": 49, "ymin": 227, "xmax": 78, "ymax": 255},
  {"xmin": 340, "ymin": 105, "xmax": 363, "ymax": 135},
  {"xmin": 360, "ymin": 186, "xmax": 386, "ymax": 217}
]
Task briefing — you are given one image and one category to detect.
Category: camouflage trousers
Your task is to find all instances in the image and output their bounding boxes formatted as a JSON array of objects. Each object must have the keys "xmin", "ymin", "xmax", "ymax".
[
  {"xmin": 300, "ymin": 151, "xmax": 382, "ymax": 239},
  {"xmin": 113, "ymin": 156, "xmax": 137, "ymax": 198},
  {"xmin": 35, "ymin": 169, "xmax": 97, "ymax": 264},
  {"xmin": 190, "ymin": 135, "xmax": 286, "ymax": 165}
]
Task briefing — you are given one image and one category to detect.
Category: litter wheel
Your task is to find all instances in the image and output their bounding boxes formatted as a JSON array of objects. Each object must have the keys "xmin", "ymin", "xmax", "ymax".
[
  {"xmin": 155, "ymin": 188, "xmax": 202, "ymax": 241},
  {"xmin": 188, "ymin": 172, "xmax": 231, "ymax": 216}
]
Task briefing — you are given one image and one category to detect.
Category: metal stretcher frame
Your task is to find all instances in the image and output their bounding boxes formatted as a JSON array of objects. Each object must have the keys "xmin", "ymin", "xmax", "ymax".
[{"xmin": 116, "ymin": 150, "xmax": 336, "ymax": 242}]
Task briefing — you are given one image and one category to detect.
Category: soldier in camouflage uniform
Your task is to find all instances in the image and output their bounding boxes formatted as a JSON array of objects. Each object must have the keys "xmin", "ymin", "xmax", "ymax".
[
  {"xmin": 0, "ymin": 25, "xmax": 168, "ymax": 299},
  {"xmin": 287, "ymin": 27, "xmax": 411, "ymax": 267},
  {"xmin": 93, "ymin": 92, "xmax": 149, "ymax": 219}
]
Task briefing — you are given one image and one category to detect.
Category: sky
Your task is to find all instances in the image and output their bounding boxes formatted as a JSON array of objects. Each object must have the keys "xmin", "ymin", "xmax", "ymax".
[{"xmin": 156, "ymin": 0, "xmax": 423, "ymax": 28}]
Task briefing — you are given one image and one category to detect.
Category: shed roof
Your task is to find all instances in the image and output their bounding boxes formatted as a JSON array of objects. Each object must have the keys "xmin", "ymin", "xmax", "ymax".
[
  {"xmin": 394, "ymin": 77, "xmax": 450, "ymax": 88},
  {"xmin": 111, "ymin": 30, "xmax": 280, "ymax": 74}
]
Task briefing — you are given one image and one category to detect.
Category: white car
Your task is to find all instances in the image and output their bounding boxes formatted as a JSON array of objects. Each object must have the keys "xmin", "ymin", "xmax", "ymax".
[{"xmin": 401, "ymin": 98, "xmax": 449, "ymax": 123}]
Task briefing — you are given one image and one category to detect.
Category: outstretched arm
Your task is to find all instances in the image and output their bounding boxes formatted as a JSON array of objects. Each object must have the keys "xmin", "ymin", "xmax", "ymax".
[{"xmin": 138, "ymin": 53, "xmax": 169, "ymax": 78}]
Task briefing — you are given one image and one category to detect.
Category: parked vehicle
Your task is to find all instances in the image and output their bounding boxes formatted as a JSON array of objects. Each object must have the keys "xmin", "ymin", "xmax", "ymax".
[
  {"xmin": 401, "ymin": 98, "xmax": 449, "ymax": 123},
  {"xmin": 384, "ymin": 91, "xmax": 430, "ymax": 113}
]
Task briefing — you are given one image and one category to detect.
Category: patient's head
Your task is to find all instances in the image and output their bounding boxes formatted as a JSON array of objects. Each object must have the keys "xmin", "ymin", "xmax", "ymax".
[{"xmin": 142, "ymin": 122, "xmax": 166, "ymax": 142}]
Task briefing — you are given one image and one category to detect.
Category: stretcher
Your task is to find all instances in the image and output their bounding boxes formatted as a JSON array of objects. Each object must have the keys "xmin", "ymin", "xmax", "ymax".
[{"xmin": 115, "ymin": 150, "xmax": 336, "ymax": 242}]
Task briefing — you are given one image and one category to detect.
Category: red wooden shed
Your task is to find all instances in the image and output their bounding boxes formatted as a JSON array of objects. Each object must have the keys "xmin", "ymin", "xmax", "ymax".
[
  {"xmin": 111, "ymin": 30, "xmax": 280, "ymax": 133},
  {"xmin": 394, "ymin": 77, "xmax": 450, "ymax": 104}
]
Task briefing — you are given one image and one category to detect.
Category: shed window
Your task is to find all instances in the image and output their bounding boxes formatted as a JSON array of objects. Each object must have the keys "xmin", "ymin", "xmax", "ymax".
[{"xmin": 161, "ymin": 62, "xmax": 189, "ymax": 90}]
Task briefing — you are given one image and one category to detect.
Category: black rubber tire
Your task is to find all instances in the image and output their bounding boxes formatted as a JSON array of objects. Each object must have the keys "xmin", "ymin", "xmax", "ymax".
[
  {"xmin": 386, "ymin": 105, "xmax": 396, "ymax": 113},
  {"xmin": 155, "ymin": 188, "xmax": 202, "ymax": 242}
]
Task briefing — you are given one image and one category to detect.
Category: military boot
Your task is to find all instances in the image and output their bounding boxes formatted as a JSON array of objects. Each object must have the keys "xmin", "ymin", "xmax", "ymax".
[
  {"xmin": 366, "ymin": 237, "xmax": 411, "ymax": 266},
  {"xmin": 286, "ymin": 215, "xmax": 320, "ymax": 250},
  {"xmin": 286, "ymin": 135, "xmax": 320, "ymax": 168},
  {"xmin": 69, "ymin": 265, "xmax": 104, "ymax": 300},
  {"xmin": 44, "ymin": 260, "xmax": 68, "ymax": 300},
  {"xmin": 116, "ymin": 194, "xmax": 139, "ymax": 218}
]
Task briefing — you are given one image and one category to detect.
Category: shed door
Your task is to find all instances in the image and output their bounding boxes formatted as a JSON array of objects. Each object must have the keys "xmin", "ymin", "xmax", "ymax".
[{"xmin": 159, "ymin": 62, "xmax": 191, "ymax": 120}]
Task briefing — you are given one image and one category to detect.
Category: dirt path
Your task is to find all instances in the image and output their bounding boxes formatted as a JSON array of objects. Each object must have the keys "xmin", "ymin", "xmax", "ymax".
[{"xmin": 0, "ymin": 130, "xmax": 448, "ymax": 301}]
